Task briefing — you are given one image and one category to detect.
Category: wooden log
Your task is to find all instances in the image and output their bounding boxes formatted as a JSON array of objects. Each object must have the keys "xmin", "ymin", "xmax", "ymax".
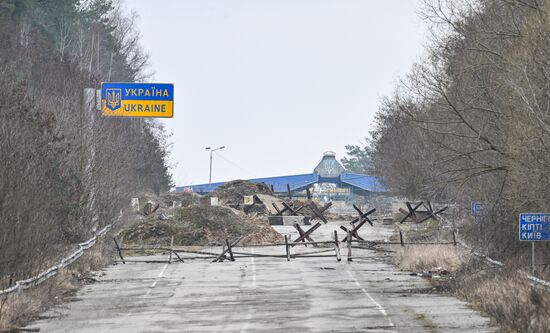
[
  {"xmin": 177, "ymin": 256, "xmax": 218, "ymax": 260},
  {"xmin": 351, "ymin": 218, "xmax": 369, "ymax": 240},
  {"xmin": 406, "ymin": 202, "xmax": 418, "ymax": 222},
  {"xmin": 113, "ymin": 238, "xmax": 125, "ymax": 264},
  {"xmin": 349, "ymin": 208, "xmax": 376, "ymax": 225},
  {"xmin": 225, "ymin": 239, "xmax": 235, "ymax": 261},
  {"xmin": 399, "ymin": 202, "xmax": 423, "ymax": 224},
  {"xmin": 291, "ymin": 254, "xmax": 336, "ymax": 258},
  {"xmin": 272, "ymin": 202, "xmax": 282, "ymax": 215},
  {"xmin": 309, "ymin": 202, "xmax": 328, "ymax": 224},
  {"xmin": 293, "ymin": 204, "xmax": 306, "ymax": 215},
  {"xmin": 274, "ymin": 201, "xmax": 293, "ymax": 216},
  {"xmin": 113, "ymin": 259, "xmax": 171, "ymax": 263},
  {"xmin": 169, "ymin": 236, "xmax": 174, "ymax": 264},
  {"xmin": 399, "ymin": 231, "xmax": 404, "ymax": 247},
  {"xmin": 452, "ymin": 229, "xmax": 457, "ymax": 246},
  {"xmin": 282, "ymin": 202, "xmax": 299, "ymax": 216},
  {"xmin": 310, "ymin": 202, "xmax": 333, "ymax": 222},
  {"xmin": 293, "ymin": 248, "xmax": 337, "ymax": 255},
  {"xmin": 285, "ymin": 235, "xmax": 290, "ymax": 261},
  {"xmin": 211, "ymin": 236, "xmax": 243, "ymax": 262},
  {"xmin": 240, "ymin": 240, "xmax": 336, "ymax": 247},
  {"xmin": 294, "ymin": 224, "xmax": 306, "ymax": 245},
  {"xmin": 347, "ymin": 230, "xmax": 352, "ymax": 262},
  {"xmin": 292, "ymin": 222, "xmax": 322, "ymax": 245},
  {"xmin": 382, "ymin": 241, "xmax": 455, "ymax": 245},
  {"xmin": 340, "ymin": 223, "xmax": 366, "ymax": 242},
  {"xmin": 172, "ymin": 250, "xmax": 185, "ymax": 263},
  {"xmin": 294, "ymin": 224, "xmax": 314, "ymax": 245},
  {"xmin": 231, "ymin": 252, "xmax": 288, "ymax": 258},
  {"xmin": 352, "ymin": 204, "xmax": 363, "ymax": 216},
  {"xmin": 334, "ymin": 230, "xmax": 341, "ymax": 262},
  {"xmin": 120, "ymin": 246, "xmax": 170, "ymax": 251},
  {"xmin": 173, "ymin": 249, "xmax": 221, "ymax": 256}
]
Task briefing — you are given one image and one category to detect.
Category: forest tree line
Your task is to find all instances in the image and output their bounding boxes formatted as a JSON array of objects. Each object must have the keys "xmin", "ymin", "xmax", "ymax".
[
  {"xmin": 362, "ymin": 0, "xmax": 550, "ymax": 258},
  {"xmin": 0, "ymin": 0, "xmax": 172, "ymax": 285}
]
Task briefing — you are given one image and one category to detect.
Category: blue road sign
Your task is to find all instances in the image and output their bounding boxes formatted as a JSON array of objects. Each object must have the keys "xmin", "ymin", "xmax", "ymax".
[
  {"xmin": 519, "ymin": 213, "xmax": 550, "ymax": 241},
  {"xmin": 471, "ymin": 201, "xmax": 481, "ymax": 216},
  {"xmin": 471, "ymin": 201, "xmax": 493, "ymax": 224}
]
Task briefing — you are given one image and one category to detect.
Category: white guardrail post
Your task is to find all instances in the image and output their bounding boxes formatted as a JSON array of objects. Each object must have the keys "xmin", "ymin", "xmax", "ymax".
[{"xmin": 0, "ymin": 224, "xmax": 112, "ymax": 296}]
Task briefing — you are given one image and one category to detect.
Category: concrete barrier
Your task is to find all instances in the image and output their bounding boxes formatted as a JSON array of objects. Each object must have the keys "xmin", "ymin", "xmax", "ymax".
[{"xmin": 268, "ymin": 216, "xmax": 311, "ymax": 226}]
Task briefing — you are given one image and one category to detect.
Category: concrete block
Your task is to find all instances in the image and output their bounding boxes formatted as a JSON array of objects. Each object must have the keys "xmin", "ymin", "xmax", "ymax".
[{"xmin": 268, "ymin": 216, "xmax": 311, "ymax": 226}]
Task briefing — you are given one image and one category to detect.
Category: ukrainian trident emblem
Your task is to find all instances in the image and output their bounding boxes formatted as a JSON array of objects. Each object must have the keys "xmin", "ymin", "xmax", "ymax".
[{"xmin": 105, "ymin": 88, "xmax": 121, "ymax": 111}]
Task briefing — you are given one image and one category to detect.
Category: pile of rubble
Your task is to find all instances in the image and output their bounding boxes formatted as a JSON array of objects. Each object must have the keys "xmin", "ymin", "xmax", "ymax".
[
  {"xmin": 210, "ymin": 180, "xmax": 274, "ymax": 205},
  {"xmin": 160, "ymin": 192, "xmax": 203, "ymax": 208},
  {"xmin": 120, "ymin": 205, "xmax": 282, "ymax": 246},
  {"xmin": 120, "ymin": 181, "xmax": 286, "ymax": 246}
]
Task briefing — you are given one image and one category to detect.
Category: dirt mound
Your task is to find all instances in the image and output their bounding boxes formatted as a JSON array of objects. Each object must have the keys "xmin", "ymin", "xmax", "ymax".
[
  {"xmin": 160, "ymin": 192, "xmax": 203, "ymax": 208},
  {"xmin": 211, "ymin": 180, "xmax": 274, "ymax": 205},
  {"xmin": 231, "ymin": 209, "xmax": 284, "ymax": 245},
  {"xmin": 119, "ymin": 205, "xmax": 282, "ymax": 246}
]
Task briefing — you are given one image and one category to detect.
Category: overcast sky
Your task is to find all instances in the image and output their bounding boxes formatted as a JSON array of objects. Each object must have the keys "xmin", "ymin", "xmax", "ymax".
[{"xmin": 129, "ymin": 0, "xmax": 428, "ymax": 186}]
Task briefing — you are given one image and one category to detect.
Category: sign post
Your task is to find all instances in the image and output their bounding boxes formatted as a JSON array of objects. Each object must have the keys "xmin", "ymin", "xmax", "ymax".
[
  {"xmin": 519, "ymin": 213, "xmax": 550, "ymax": 274},
  {"xmin": 471, "ymin": 201, "xmax": 494, "ymax": 225},
  {"xmin": 101, "ymin": 82, "xmax": 174, "ymax": 118},
  {"xmin": 532, "ymin": 242, "xmax": 535, "ymax": 275}
]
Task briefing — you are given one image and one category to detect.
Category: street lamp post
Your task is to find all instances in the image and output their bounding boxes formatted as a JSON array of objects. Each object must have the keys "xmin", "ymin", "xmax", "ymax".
[{"xmin": 205, "ymin": 146, "xmax": 225, "ymax": 184}]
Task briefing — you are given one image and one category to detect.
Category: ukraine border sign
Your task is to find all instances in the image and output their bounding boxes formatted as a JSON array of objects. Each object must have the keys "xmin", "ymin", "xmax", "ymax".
[
  {"xmin": 101, "ymin": 82, "xmax": 173, "ymax": 118},
  {"xmin": 519, "ymin": 213, "xmax": 550, "ymax": 241}
]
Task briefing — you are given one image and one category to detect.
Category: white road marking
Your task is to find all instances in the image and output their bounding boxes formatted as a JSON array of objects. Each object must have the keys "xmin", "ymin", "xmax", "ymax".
[
  {"xmin": 346, "ymin": 269, "xmax": 395, "ymax": 328},
  {"xmin": 98, "ymin": 263, "xmax": 170, "ymax": 333},
  {"xmin": 149, "ymin": 263, "xmax": 169, "ymax": 290},
  {"xmin": 240, "ymin": 248, "xmax": 256, "ymax": 333}
]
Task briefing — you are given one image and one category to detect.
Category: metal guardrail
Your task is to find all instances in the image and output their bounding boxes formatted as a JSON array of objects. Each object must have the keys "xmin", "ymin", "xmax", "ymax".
[
  {"xmin": 0, "ymin": 224, "xmax": 112, "ymax": 296},
  {"xmin": 525, "ymin": 274, "xmax": 550, "ymax": 291},
  {"xmin": 458, "ymin": 240, "xmax": 550, "ymax": 291}
]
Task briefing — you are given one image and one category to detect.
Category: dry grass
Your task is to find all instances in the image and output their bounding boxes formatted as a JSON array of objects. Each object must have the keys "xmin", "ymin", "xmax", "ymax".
[
  {"xmin": 0, "ymin": 241, "xmax": 113, "ymax": 331},
  {"xmin": 456, "ymin": 268, "xmax": 550, "ymax": 333},
  {"xmin": 394, "ymin": 243, "xmax": 550, "ymax": 332},
  {"xmin": 394, "ymin": 245, "xmax": 471, "ymax": 272},
  {"xmin": 0, "ymin": 270, "xmax": 78, "ymax": 331}
]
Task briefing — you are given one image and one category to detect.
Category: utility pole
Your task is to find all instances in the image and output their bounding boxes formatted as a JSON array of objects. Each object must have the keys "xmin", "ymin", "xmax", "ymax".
[
  {"xmin": 83, "ymin": 88, "xmax": 100, "ymax": 229},
  {"xmin": 205, "ymin": 146, "xmax": 225, "ymax": 184}
]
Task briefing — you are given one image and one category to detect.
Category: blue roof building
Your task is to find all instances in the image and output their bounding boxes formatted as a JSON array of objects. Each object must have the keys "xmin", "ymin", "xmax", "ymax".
[{"xmin": 176, "ymin": 151, "xmax": 386, "ymax": 195}]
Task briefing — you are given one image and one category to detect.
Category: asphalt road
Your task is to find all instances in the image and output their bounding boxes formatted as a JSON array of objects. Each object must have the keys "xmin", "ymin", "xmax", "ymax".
[{"xmin": 29, "ymin": 221, "xmax": 495, "ymax": 332}]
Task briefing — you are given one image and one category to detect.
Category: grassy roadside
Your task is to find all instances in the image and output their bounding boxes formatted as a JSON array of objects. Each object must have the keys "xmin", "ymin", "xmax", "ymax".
[
  {"xmin": 0, "ymin": 240, "xmax": 114, "ymax": 332},
  {"xmin": 392, "ymin": 241, "xmax": 550, "ymax": 332}
]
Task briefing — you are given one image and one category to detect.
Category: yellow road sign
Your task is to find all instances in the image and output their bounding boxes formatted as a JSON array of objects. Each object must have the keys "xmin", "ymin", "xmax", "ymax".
[{"xmin": 101, "ymin": 82, "xmax": 174, "ymax": 118}]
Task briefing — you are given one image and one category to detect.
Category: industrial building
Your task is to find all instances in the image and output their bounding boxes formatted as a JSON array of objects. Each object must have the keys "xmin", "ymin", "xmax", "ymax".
[{"xmin": 176, "ymin": 152, "xmax": 385, "ymax": 198}]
